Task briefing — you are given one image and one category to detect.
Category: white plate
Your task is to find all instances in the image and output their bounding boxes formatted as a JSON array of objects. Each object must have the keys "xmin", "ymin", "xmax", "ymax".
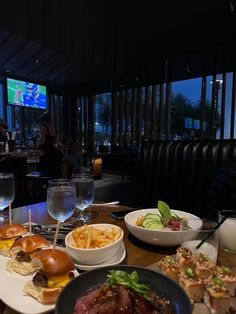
[
  {"xmin": 73, "ymin": 242, "xmax": 126, "ymax": 271},
  {"xmin": 0, "ymin": 252, "xmax": 79, "ymax": 314}
]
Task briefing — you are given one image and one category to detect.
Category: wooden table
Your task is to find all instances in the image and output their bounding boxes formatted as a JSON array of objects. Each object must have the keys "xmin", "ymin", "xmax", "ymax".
[{"xmin": 1, "ymin": 202, "xmax": 236, "ymax": 313}]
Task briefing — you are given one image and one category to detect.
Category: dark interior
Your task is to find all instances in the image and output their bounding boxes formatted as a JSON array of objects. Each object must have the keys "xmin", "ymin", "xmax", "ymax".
[{"xmin": 0, "ymin": 1, "xmax": 235, "ymax": 94}]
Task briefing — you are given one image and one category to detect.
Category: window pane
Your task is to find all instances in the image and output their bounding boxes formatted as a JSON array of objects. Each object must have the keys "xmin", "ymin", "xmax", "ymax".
[
  {"xmin": 24, "ymin": 108, "xmax": 44, "ymax": 146},
  {"xmin": 0, "ymin": 84, "xmax": 3, "ymax": 118},
  {"xmin": 94, "ymin": 93, "xmax": 112, "ymax": 149},
  {"xmin": 171, "ymin": 78, "xmax": 202, "ymax": 139},
  {"xmin": 225, "ymin": 73, "xmax": 233, "ymax": 139}
]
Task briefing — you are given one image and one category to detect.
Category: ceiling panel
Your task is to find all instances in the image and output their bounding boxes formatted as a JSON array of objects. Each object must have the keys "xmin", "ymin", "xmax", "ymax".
[{"xmin": 0, "ymin": 0, "xmax": 234, "ymax": 94}]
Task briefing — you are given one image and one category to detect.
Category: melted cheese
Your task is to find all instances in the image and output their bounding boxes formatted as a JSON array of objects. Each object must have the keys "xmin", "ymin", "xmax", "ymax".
[
  {"xmin": 0, "ymin": 237, "xmax": 16, "ymax": 250},
  {"xmin": 47, "ymin": 273, "xmax": 71, "ymax": 288}
]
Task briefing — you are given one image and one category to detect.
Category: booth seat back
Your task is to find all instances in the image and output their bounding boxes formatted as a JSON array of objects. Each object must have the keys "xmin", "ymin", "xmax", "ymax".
[{"xmin": 136, "ymin": 140, "xmax": 236, "ymax": 217}]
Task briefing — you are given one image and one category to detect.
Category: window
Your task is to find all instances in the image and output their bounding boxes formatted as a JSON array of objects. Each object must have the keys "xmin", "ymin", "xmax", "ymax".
[
  {"xmin": 171, "ymin": 78, "xmax": 202, "ymax": 140},
  {"xmin": 94, "ymin": 93, "xmax": 112, "ymax": 150}
]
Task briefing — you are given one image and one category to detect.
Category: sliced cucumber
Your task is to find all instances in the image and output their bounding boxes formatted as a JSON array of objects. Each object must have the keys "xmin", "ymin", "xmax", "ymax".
[
  {"xmin": 144, "ymin": 213, "xmax": 161, "ymax": 220},
  {"xmin": 145, "ymin": 221, "xmax": 164, "ymax": 230},
  {"xmin": 142, "ymin": 218, "xmax": 157, "ymax": 227}
]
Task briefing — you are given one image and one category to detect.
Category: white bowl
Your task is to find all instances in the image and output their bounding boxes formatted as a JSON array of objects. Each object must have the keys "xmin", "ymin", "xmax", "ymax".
[
  {"xmin": 65, "ymin": 223, "xmax": 124, "ymax": 265},
  {"xmin": 124, "ymin": 209, "xmax": 200, "ymax": 246}
]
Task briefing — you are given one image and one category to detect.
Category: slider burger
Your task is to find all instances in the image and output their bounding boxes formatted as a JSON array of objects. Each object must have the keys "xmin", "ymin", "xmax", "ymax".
[
  {"xmin": 0, "ymin": 223, "xmax": 28, "ymax": 256},
  {"xmin": 24, "ymin": 249, "xmax": 75, "ymax": 304},
  {"xmin": 7, "ymin": 235, "xmax": 49, "ymax": 275}
]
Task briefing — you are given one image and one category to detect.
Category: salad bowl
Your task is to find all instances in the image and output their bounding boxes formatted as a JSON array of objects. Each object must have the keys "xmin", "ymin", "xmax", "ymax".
[{"xmin": 124, "ymin": 208, "xmax": 200, "ymax": 246}]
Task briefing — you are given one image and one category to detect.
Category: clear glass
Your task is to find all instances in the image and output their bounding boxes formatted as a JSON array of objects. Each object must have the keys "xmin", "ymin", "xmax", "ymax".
[
  {"xmin": 72, "ymin": 172, "xmax": 95, "ymax": 222},
  {"xmin": 218, "ymin": 210, "xmax": 236, "ymax": 254},
  {"xmin": 181, "ymin": 218, "xmax": 219, "ymax": 264},
  {"xmin": 0, "ymin": 173, "xmax": 15, "ymax": 222},
  {"xmin": 47, "ymin": 179, "xmax": 76, "ymax": 223}
]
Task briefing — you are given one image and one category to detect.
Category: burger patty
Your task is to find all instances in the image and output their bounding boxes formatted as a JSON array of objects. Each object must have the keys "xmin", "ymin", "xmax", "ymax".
[{"xmin": 16, "ymin": 251, "xmax": 31, "ymax": 262}]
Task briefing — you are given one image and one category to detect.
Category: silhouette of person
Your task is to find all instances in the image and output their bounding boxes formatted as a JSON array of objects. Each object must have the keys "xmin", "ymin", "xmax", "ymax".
[
  {"xmin": 38, "ymin": 114, "xmax": 63, "ymax": 178},
  {"xmin": 208, "ymin": 157, "xmax": 236, "ymax": 219}
]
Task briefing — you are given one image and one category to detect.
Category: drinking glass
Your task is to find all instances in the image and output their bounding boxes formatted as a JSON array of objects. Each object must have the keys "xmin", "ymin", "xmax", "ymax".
[
  {"xmin": 218, "ymin": 210, "xmax": 236, "ymax": 254},
  {"xmin": 47, "ymin": 179, "xmax": 76, "ymax": 223},
  {"xmin": 181, "ymin": 219, "xmax": 219, "ymax": 264},
  {"xmin": 72, "ymin": 172, "xmax": 95, "ymax": 222},
  {"xmin": 0, "ymin": 173, "xmax": 15, "ymax": 222}
]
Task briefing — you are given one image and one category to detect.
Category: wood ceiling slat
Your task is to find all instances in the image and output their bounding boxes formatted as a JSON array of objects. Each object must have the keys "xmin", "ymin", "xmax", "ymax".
[
  {"xmin": 15, "ymin": 47, "xmax": 56, "ymax": 74},
  {"xmin": 5, "ymin": 42, "xmax": 42, "ymax": 69},
  {"xmin": 59, "ymin": 0, "xmax": 73, "ymax": 55},
  {"xmin": 44, "ymin": 0, "xmax": 60, "ymax": 50},
  {"xmin": 0, "ymin": 35, "xmax": 27, "ymax": 66},
  {"xmin": 28, "ymin": 0, "xmax": 45, "ymax": 43}
]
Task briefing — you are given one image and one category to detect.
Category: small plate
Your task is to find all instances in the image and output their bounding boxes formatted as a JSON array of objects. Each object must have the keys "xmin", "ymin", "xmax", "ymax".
[{"xmin": 72, "ymin": 242, "xmax": 126, "ymax": 271}]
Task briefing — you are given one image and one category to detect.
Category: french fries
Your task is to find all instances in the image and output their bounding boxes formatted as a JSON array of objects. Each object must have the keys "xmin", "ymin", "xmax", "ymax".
[{"xmin": 71, "ymin": 225, "xmax": 122, "ymax": 249}]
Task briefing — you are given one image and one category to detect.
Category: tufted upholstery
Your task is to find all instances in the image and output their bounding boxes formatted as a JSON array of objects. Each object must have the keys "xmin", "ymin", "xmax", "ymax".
[{"xmin": 135, "ymin": 140, "xmax": 236, "ymax": 217}]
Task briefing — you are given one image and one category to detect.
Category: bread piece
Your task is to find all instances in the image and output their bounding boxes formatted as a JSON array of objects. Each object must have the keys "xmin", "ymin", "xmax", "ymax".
[
  {"xmin": 7, "ymin": 258, "xmax": 40, "ymax": 275},
  {"xmin": 7, "ymin": 235, "xmax": 49, "ymax": 275},
  {"xmin": 23, "ymin": 281, "xmax": 60, "ymax": 304},
  {"xmin": 0, "ymin": 224, "xmax": 27, "ymax": 239},
  {"xmin": 179, "ymin": 266, "xmax": 205, "ymax": 302},
  {"xmin": 216, "ymin": 265, "xmax": 236, "ymax": 297},
  {"xmin": 195, "ymin": 254, "xmax": 217, "ymax": 280},
  {"xmin": 176, "ymin": 247, "xmax": 195, "ymax": 267},
  {"xmin": 158, "ymin": 256, "xmax": 180, "ymax": 282},
  {"xmin": 204, "ymin": 276, "xmax": 231, "ymax": 314},
  {"xmin": 0, "ymin": 224, "xmax": 27, "ymax": 256}
]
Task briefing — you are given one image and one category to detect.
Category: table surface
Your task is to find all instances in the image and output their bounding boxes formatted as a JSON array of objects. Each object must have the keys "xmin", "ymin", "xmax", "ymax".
[{"xmin": 1, "ymin": 202, "xmax": 236, "ymax": 313}]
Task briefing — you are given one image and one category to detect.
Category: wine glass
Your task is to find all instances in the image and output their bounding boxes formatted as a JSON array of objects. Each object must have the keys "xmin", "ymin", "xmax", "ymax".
[
  {"xmin": 47, "ymin": 179, "xmax": 76, "ymax": 223},
  {"xmin": 0, "ymin": 173, "xmax": 15, "ymax": 222},
  {"xmin": 72, "ymin": 172, "xmax": 95, "ymax": 223}
]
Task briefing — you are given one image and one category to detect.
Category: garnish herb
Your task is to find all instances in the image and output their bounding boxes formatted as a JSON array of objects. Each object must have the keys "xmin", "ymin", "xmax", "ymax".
[
  {"xmin": 184, "ymin": 266, "xmax": 196, "ymax": 278},
  {"xmin": 221, "ymin": 266, "xmax": 232, "ymax": 275},
  {"xmin": 106, "ymin": 270, "xmax": 150, "ymax": 299},
  {"xmin": 213, "ymin": 277, "xmax": 223, "ymax": 287}
]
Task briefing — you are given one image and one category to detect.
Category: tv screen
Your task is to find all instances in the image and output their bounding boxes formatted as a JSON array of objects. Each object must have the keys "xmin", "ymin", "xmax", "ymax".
[{"xmin": 7, "ymin": 78, "xmax": 47, "ymax": 109}]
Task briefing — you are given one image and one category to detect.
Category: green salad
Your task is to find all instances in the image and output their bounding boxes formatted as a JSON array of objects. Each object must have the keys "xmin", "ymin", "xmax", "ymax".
[{"xmin": 136, "ymin": 200, "xmax": 183, "ymax": 231}]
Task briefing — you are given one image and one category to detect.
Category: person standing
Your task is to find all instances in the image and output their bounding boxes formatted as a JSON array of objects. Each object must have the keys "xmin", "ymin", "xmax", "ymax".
[
  {"xmin": 0, "ymin": 121, "xmax": 8, "ymax": 151},
  {"xmin": 38, "ymin": 113, "xmax": 63, "ymax": 178}
]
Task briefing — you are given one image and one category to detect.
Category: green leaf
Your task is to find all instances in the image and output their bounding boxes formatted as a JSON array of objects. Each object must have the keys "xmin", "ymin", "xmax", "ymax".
[
  {"xmin": 106, "ymin": 270, "xmax": 150, "ymax": 299},
  {"xmin": 157, "ymin": 200, "xmax": 171, "ymax": 218}
]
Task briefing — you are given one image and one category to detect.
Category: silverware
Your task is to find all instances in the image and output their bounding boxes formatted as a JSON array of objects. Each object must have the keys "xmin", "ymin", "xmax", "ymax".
[{"xmin": 91, "ymin": 201, "xmax": 120, "ymax": 206}]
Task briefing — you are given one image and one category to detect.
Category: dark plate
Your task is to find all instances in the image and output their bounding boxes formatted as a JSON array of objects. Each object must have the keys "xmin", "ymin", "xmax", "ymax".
[{"xmin": 55, "ymin": 265, "xmax": 192, "ymax": 314}]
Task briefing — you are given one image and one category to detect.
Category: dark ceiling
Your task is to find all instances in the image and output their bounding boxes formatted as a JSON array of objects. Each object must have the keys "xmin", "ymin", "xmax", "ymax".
[{"xmin": 0, "ymin": 0, "xmax": 235, "ymax": 95}]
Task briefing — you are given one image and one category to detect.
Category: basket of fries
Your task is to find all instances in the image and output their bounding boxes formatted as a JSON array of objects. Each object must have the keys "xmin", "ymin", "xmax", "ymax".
[{"xmin": 65, "ymin": 223, "xmax": 124, "ymax": 265}]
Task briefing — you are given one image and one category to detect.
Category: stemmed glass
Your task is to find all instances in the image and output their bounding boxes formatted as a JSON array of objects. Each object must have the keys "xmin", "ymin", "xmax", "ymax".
[
  {"xmin": 0, "ymin": 173, "xmax": 15, "ymax": 222},
  {"xmin": 47, "ymin": 179, "xmax": 76, "ymax": 247},
  {"xmin": 72, "ymin": 172, "xmax": 95, "ymax": 223}
]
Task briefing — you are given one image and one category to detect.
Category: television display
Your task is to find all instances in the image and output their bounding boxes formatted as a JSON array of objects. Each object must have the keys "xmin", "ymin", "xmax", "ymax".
[{"xmin": 7, "ymin": 78, "xmax": 47, "ymax": 109}]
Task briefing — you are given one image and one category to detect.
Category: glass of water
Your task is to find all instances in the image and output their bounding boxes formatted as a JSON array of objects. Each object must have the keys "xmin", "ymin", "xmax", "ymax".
[
  {"xmin": 0, "ymin": 173, "xmax": 15, "ymax": 222},
  {"xmin": 72, "ymin": 172, "xmax": 95, "ymax": 223},
  {"xmin": 47, "ymin": 179, "xmax": 76, "ymax": 223}
]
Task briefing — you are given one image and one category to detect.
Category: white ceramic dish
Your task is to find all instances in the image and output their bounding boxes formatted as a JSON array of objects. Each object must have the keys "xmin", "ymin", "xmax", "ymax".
[
  {"xmin": 73, "ymin": 241, "xmax": 126, "ymax": 271},
  {"xmin": 65, "ymin": 223, "xmax": 124, "ymax": 265},
  {"xmin": 0, "ymin": 249, "xmax": 79, "ymax": 314},
  {"xmin": 124, "ymin": 208, "xmax": 200, "ymax": 246}
]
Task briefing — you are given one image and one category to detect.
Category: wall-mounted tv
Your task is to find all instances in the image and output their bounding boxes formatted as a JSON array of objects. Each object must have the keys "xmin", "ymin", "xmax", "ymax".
[{"xmin": 7, "ymin": 78, "xmax": 47, "ymax": 109}]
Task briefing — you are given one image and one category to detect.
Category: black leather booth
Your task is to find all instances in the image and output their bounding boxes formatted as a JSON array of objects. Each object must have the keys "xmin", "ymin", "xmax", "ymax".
[{"xmin": 135, "ymin": 140, "xmax": 236, "ymax": 217}]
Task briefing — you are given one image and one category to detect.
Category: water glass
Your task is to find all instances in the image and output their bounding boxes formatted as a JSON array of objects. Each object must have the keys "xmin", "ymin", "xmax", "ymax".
[
  {"xmin": 72, "ymin": 172, "xmax": 95, "ymax": 222},
  {"xmin": 0, "ymin": 173, "xmax": 15, "ymax": 222},
  {"xmin": 218, "ymin": 210, "xmax": 236, "ymax": 254},
  {"xmin": 47, "ymin": 179, "xmax": 76, "ymax": 223},
  {"xmin": 181, "ymin": 219, "xmax": 219, "ymax": 264}
]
